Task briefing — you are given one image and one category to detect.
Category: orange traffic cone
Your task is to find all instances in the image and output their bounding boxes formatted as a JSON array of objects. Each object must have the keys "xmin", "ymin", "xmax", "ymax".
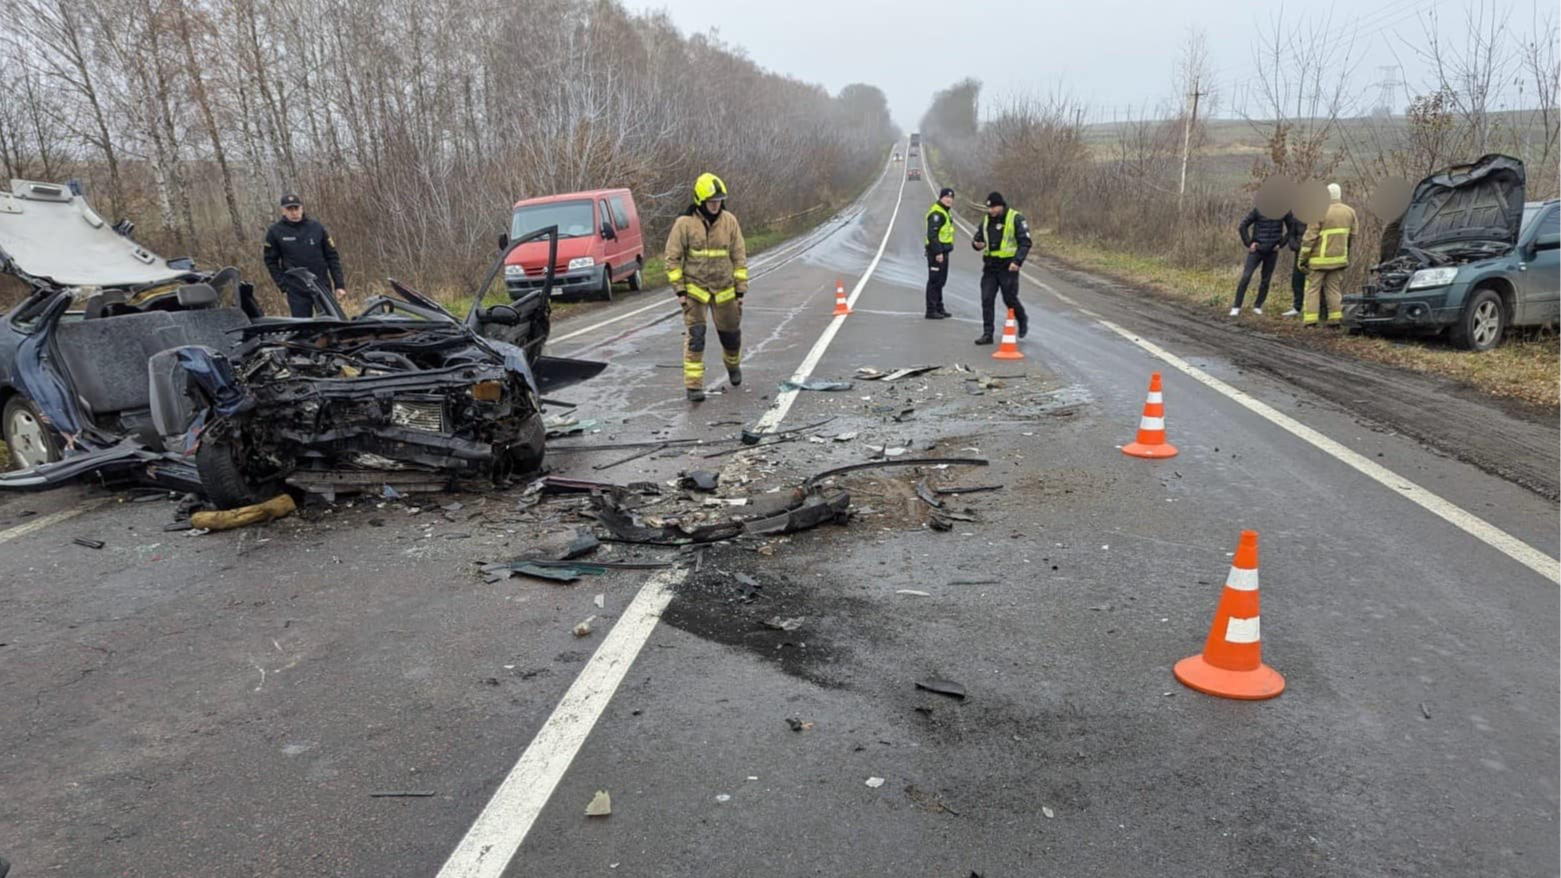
[
  {"xmin": 832, "ymin": 281, "xmax": 851, "ymax": 316},
  {"xmin": 1174, "ymin": 530, "xmax": 1284, "ymax": 701},
  {"xmin": 1121, "ymin": 372, "xmax": 1177, "ymax": 459},
  {"xmin": 991, "ymin": 309, "xmax": 1023, "ymax": 360}
]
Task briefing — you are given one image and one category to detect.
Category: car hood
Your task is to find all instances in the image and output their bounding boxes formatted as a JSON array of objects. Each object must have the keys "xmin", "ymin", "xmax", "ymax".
[
  {"xmin": 1400, "ymin": 154, "xmax": 1526, "ymax": 251},
  {"xmin": 0, "ymin": 180, "xmax": 189, "ymax": 287},
  {"xmin": 506, "ymin": 236, "xmax": 594, "ymax": 272}
]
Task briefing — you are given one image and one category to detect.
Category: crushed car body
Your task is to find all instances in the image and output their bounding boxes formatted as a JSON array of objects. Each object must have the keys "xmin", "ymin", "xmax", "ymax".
[{"xmin": 0, "ymin": 178, "xmax": 604, "ymax": 506}]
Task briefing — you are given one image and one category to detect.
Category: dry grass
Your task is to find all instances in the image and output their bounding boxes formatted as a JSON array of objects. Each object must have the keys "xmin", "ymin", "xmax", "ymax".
[{"xmin": 1044, "ymin": 235, "xmax": 1561, "ymax": 409}]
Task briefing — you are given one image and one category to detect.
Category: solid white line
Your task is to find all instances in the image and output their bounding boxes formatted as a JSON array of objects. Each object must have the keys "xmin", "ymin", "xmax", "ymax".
[
  {"xmin": 436, "ymin": 570, "xmax": 678, "ymax": 878},
  {"xmin": 437, "ymin": 151, "xmax": 910, "ymax": 878},
  {"xmin": 0, "ymin": 500, "xmax": 101, "ymax": 545},
  {"xmin": 921, "ymin": 164, "xmax": 1558, "ymax": 585},
  {"xmin": 1094, "ymin": 318, "xmax": 1561, "ymax": 585},
  {"xmin": 754, "ymin": 162, "xmax": 909, "ymax": 433},
  {"xmin": 550, "ymin": 297, "xmax": 671, "ymax": 345}
]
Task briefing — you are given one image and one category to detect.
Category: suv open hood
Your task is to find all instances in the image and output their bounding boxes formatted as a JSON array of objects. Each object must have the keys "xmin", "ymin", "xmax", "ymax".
[
  {"xmin": 1400, "ymin": 154, "xmax": 1526, "ymax": 251},
  {"xmin": 0, "ymin": 179, "xmax": 189, "ymax": 287}
]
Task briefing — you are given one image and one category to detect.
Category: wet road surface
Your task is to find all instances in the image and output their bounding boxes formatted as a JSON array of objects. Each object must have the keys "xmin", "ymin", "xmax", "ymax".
[{"xmin": 1, "ymin": 151, "xmax": 1556, "ymax": 878}]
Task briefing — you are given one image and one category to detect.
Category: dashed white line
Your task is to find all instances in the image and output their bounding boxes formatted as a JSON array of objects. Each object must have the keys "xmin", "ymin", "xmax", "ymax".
[
  {"xmin": 436, "ymin": 151, "xmax": 911, "ymax": 878},
  {"xmin": 0, "ymin": 499, "xmax": 103, "ymax": 545}
]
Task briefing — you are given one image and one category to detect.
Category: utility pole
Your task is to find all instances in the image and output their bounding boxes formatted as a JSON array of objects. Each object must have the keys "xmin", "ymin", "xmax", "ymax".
[{"xmin": 1178, "ymin": 81, "xmax": 1206, "ymax": 212}]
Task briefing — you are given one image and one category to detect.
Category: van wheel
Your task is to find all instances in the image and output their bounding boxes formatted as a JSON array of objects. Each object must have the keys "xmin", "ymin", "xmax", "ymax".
[
  {"xmin": 3, "ymin": 395, "xmax": 62, "ymax": 470},
  {"xmin": 627, "ymin": 263, "xmax": 643, "ymax": 292},
  {"xmin": 1450, "ymin": 288, "xmax": 1505, "ymax": 351},
  {"xmin": 597, "ymin": 267, "xmax": 614, "ymax": 302}
]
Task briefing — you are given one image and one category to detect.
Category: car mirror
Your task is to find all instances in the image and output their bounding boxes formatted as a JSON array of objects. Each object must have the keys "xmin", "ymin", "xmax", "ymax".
[
  {"xmin": 1534, "ymin": 232, "xmax": 1560, "ymax": 253},
  {"xmin": 497, "ymin": 233, "xmax": 509, "ymax": 251},
  {"xmin": 600, "ymin": 222, "xmax": 616, "ymax": 241},
  {"xmin": 482, "ymin": 304, "xmax": 521, "ymax": 326}
]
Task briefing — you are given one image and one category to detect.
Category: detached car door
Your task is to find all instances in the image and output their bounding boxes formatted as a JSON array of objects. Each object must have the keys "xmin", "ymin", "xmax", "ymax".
[{"xmin": 1519, "ymin": 205, "xmax": 1559, "ymax": 325}]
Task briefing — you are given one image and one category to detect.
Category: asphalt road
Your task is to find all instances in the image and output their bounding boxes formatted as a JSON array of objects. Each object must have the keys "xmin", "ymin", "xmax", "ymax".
[{"xmin": 1, "ymin": 150, "xmax": 1556, "ymax": 878}]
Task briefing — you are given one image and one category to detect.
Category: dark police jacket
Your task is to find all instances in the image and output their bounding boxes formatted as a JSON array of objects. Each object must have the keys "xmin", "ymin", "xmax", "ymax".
[{"xmin": 263, "ymin": 215, "xmax": 345, "ymax": 296}]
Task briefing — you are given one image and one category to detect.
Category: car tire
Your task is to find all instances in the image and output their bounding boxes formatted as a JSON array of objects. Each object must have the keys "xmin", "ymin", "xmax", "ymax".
[
  {"xmin": 195, "ymin": 423, "xmax": 284, "ymax": 510},
  {"xmin": 597, "ymin": 267, "xmax": 614, "ymax": 302},
  {"xmin": 505, "ymin": 412, "xmax": 546, "ymax": 477},
  {"xmin": 3, "ymin": 394, "xmax": 63, "ymax": 470},
  {"xmin": 627, "ymin": 263, "xmax": 643, "ymax": 292},
  {"xmin": 1450, "ymin": 287, "xmax": 1505, "ymax": 351}
]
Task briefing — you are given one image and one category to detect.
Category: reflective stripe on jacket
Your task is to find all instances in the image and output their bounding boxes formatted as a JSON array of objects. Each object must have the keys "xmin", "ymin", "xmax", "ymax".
[
  {"xmin": 926, "ymin": 203, "xmax": 955, "ymax": 250},
  {"xmin": 665, "ymin": 209, "xmax": 748, "ymax": 298},
  {"xmin": 1300, "ymin": 202, "xmax": 1358, "ymax": 270}
]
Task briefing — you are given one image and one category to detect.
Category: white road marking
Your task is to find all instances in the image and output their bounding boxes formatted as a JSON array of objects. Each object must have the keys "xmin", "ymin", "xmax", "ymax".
[
  {"xmin": 922, "ymin": 166, "xmax": 1559, "ymax": 585},
  {"xmin": 1092, "ymin": 319, "xmax": 1561, "ymax": 585},
  {"xmin": 437, "ymin": 152, "xmax": 911, "ymax": 878},
  {"xmin": 551, "ymin": 297, "xmax": 671, "ymax": 345},
  {"xmin": 0, "ymin": 499, "xmax": 102, "ymax": 545},
  {"xmin": 754, "ymin": 163, "xmax": 909, "ymax": 433}
]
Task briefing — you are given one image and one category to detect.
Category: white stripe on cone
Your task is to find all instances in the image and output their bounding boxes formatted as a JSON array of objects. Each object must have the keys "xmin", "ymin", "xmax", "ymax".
[
  {"xmin": 1138, "ymin": 416, "xmax": 1165, "ymax": 431},
  {"xmin": 1224, "ymin": 616, "xmax": 1261, "ymax": 643},
  {"xmin": 1226, "ymin": 567, "xmax": 1259, "ymax": 592},
  {"xmin": 1146, "ymin": 392, "xmax": 1163, "ymax": 403}
]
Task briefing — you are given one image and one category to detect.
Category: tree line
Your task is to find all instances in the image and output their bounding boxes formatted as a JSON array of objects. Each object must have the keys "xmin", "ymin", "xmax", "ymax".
[{"xmin": 0, "ymin": 0, "xmax": 896, "ymax": 302}]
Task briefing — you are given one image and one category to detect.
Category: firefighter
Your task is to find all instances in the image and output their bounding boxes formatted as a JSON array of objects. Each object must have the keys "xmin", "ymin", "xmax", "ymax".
[
  {"xmin": 924, "ymin": 187, "xmax": 956, "ymax": 319},
  {"xmin": 263, "ymin": 193, "xmax": 346, "ymax": 318},
  {"xmin": 970, "ymin": 191, "xmax": 1031, "ymax": 345},
  {"xmin": 1296, "ymin": 183, "xmax": 1358, "ymax": 328},
  {"xmin": 665, "ymin": 173, "xmax": 748, "ymax": 401}
]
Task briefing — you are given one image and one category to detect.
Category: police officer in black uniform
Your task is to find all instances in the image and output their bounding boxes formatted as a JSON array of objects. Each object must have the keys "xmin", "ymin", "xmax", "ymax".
[
  {"xmin": 924, "ymin": 187, "xmax": 956, "ymax": 319},
  {"xmin": 263, "ymin": 193, "xmax": 346, "ymax": 318},
  {"xmin": 970, "ymin": 191, "xmax": 1031, "ymax": 345}
]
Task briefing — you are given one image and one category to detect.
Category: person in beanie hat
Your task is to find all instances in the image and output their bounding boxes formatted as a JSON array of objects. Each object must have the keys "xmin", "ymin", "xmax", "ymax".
[
  {"xmin": 969, "ymin": 191, "xmax": 1031, "ymax": 344},
  {"xmin": 923, "ymin": 187, "xmax": 957, "ymax": 319},
  {"xmin": 263, "ymin": 192, "xmax": 346, "ymax": 317}
]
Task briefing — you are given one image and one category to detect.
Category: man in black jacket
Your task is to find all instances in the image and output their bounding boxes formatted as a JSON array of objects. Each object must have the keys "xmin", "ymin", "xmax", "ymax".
[
  {"xmin": 1282, "ymin": 220, "xmax": 1307, "ymax": 317},
  {"xmin": 263, "ymin": 193, "xmax": 346, "ymax": 318},
  {"xmin": 1231, "ymin": 205, "xmax": 1297, "ymax": 316},
  {"xmin": 924, "ymin": 187, "xmax": 956, "ymax": 319},
  {"xmin": 970, "ymin": 192, "xmax": 1031, "ymax": 345}
]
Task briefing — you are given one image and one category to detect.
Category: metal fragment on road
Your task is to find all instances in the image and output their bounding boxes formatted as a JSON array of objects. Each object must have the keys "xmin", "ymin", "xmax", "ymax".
[
  {"xmin": 916, "ymin": 678, "xmax": 968, "ymax": 700},
  {"xmin": 763, "ymin": 616, "xmax": 804, "ymax": 632},
  {"xmin": 585, "ymin": 789, "xmax": 612, "ymax": 817}
]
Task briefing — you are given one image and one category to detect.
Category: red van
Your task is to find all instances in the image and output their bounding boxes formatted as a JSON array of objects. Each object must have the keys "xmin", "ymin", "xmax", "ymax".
[{"xmin": 503, "ymin": 188, "xmax": 645, "ymax": 301}]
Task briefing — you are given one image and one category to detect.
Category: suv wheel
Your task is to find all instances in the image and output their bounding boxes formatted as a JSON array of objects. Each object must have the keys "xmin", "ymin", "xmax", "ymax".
[
  {"xmin": 597, "ymin": 267, "xmax": 614, "ymax": 302},
  {"xmin": 1451, "ymin": 287, "xmax": 1505, "ymax": 351},
  {"xmin": 3, "ymin": 395, "xmax": 62, "ymax": 469}
]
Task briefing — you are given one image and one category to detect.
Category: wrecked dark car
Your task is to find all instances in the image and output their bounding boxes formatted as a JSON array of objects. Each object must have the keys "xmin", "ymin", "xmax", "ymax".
[
  {"xmin": 1343, "ymin": 155, "xmax": 1560, "ymax": 350},
  {"xmin": 0, "ymin": 178, "xmax": 602, "ymax": 506}
]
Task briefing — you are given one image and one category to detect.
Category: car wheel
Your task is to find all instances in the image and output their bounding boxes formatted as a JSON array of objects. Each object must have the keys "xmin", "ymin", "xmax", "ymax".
[
  {"xmin": 1451, "ymin": 288, "xmax": 1505, "ymax": 351},
  {"xmin": 3, "ymin": 395, "xmax": 62, "ymax": 470},
  {"xmin": 627, "ymin": 263, "xmax": 644, "ymax": 292},
  {"xmin": 195, "ymin": 423, "xmax": 284, "ymax": 510},
  {"xmin": 504, "ymin": 412, "xmax": 546, "ymax": 477},
  {"xmin": 597, "ymin": 267, "xmax": 614, "ymax": 302}
]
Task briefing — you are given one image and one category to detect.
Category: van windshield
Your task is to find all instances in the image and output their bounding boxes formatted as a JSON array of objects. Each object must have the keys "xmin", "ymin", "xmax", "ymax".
[{"xmin": 511, "ymin": 200, "xmax": 595, "ymax": 240}]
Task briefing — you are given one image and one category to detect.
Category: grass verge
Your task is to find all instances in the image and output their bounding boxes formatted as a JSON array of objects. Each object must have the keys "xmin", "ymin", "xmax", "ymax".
[{"xmin": 1042, "ymin": 235, "xmax": 1560, "ymax": 409}]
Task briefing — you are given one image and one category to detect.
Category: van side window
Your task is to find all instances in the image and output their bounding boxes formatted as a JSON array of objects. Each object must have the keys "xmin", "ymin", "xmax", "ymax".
[{"xmin": 609, "ymin": 196, "xmax": 631, "ymax": 230}]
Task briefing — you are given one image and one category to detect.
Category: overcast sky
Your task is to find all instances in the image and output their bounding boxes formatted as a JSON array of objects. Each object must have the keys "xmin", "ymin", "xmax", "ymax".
[{"xmin": 626, "ymin": 0, "xmax": 1549, "ymax": 129}]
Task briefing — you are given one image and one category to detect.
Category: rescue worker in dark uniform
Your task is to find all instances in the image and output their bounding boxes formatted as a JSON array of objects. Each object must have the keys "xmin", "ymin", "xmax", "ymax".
[
  {"xmin": 970, "ymin": 191, "xmax": 1031, "ymax": 345},
  {"xmin": 924, "ymin": 188, "xmax": 956, "ymax": 319},
  {"xmin": 263, "ymin": 193, "xmax": 346, "ymax": 318}
]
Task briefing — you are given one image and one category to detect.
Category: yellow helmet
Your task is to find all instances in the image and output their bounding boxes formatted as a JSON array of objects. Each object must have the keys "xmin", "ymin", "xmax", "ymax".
[{"xmin": 693, "ymin": 172, "xmax": 728, "ymax": 206}]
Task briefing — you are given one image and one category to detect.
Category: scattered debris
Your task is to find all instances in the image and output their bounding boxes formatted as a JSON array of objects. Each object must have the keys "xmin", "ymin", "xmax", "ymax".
[
  {"xmin": 865, "ymin": 777, "xmax": 886, "ymax": 789},
  {"xmin": 585, "ymin": 790, "xmax": 612, "ymax": 817},
  {"xmin": 573, "ymin": 617, "xmax": 596, "ymax": 637},
  {"xmin": 593, "ymin": 443, "xmax": 667, "ymax": 471},
  {"xmin": 804, "ymin": 457, "xmax": 988, "ymax": 489},
  {"xmin": 369, "ymin": 790, "xmax": 436, "ymax": 798},
  {"xmin": 715, "ymin": 794, "xmax": 731, "ymax": 803},
  {"xmin": 786, "ymin": 717, "xmax": 814, "ymax": 732},
  {"xmin": 744, "ymin": 491, "xmax": 850, "ymax": 537},
  {"xmin": 833, "ymin": 431, "xmax": 859, "ymax": 442},
  {"xmin": 914, "ymin": 480, "xmax": 942, "ymax": 508},
  {"xmin": 779, "ymin": 378, "xmax": 854, "ymax": 392},
  {"xmin": 71, "ymin": 537, "xmax": 105, "ymax": 550},
  {"xmin": 905, "ymin": 783, "xmax": 960, "ymax": 815},
  {"xmin": 190, "ymin": 494, "xmax": 296, "ymax": 532},
  {"xmin": 1042, "ymin": 806, "xmax": 1055, "ymax": 819},
  {"xmin": 734, "ymin": 572, "xmax": 763, "ymax": 602},
  {"xmin": 895, "ymin": 589, "xmax": 931, "ymax": 596},
  {"xmin": 1419, "ymin": 702, "xmax": 1432, "ymax": 719},
  {"xmin": 382, "ymin": 484, "xmax": 404, "ymax": 501},
  {"xmin": 763, "ymin": 616, "xmax": 805, "ymax": 632},
  {"xmin": 679, "ymin": 471, "xmax": 720, "ymax": 492},
  {"xmin": 866, "ymin": 445, "xmax": 909, "ymax": 458},
  {"xmin": 934, "ymin": 484, "xmax": 1003, "ymax": 496},
  {"xmin": 593, "ymin": 593, "xmax": 605, "ymax": 609},
  {"xmin": 856, "ymin": 365, "xmax": 938, "ymax": 382},
  {"xmin": 916, "ymin": 678, "xmax": 968, "ymax": 700}
]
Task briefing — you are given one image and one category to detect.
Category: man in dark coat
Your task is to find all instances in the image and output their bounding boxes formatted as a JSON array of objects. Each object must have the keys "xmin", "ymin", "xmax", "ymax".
[
  {"xmin": 1230, "ymin": 205, "xmax": 1298, "ymax": 316},
  {"xmin": 263, "ymin": 193, "xmax": 346, "ymax": 318}
]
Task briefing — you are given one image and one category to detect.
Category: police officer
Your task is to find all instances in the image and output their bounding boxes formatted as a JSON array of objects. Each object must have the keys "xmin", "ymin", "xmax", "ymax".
[
  {"xmin": 664, "ymin": 173, "xmax": 748, "ymax": 402},
  {"xmin": 263, "ymin": 193, "xmax": 346, "ymax": 318},
  {"xmin": 924, "ymin": 188, "xmax": 956, "ymax": 319},
  {"xmin": 970, "ymin": 191, "xmax": 1031, "ymax": 345}
]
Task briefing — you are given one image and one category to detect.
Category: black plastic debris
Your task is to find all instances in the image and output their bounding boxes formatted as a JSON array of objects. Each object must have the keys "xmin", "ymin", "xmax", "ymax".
[
  {"xmin": 744, "ymin": 491, "xmax": 850, "ymax": 537},
  {"xmin": 916, "ymin": 679, "xmax": 968, "ymax": 700},
  {"xmin": 934, "ymin": 484, "xmax": 1003, "ymax": 496},
  {"xmin": 679, "ymin": 471, "xmax": 720, "ymax": 492},
  {"xmin": 72, "ymin": 537, "xmax": 105, "ymax": 550},
  {"xmin": 914, "ymin": 480, "xmax": 942, "ymax": 508}
]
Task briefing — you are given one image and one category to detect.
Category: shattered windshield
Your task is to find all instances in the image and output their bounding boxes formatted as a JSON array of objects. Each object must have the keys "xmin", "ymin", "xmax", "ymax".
[{"xmin": 511, "ymin": 200, "xmax": 595, "ymax": 240}]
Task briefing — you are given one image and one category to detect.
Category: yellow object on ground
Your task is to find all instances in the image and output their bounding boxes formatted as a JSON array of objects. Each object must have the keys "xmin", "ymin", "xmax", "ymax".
[{"xmin": 191, "ymin": 493, "xmax": 297, "ymax": 531}]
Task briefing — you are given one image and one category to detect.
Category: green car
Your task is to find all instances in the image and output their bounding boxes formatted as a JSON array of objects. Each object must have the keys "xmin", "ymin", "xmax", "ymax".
[{"xmin": 1343, "ymin": 154, "xmax": 1560, "ymax": 351}]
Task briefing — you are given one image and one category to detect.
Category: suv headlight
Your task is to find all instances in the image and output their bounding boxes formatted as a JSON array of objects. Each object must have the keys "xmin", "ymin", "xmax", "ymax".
[
  {"xmin": 568, "ymin": 256, "xmax": 596, "ymax": 270},
  {"xmin": 1407, "ymin": 267, "xmax": 1458, "ymax": 289},
  {"xmin": 504, "ymin": 264, "xmax": 525, "ymax": 278}
]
